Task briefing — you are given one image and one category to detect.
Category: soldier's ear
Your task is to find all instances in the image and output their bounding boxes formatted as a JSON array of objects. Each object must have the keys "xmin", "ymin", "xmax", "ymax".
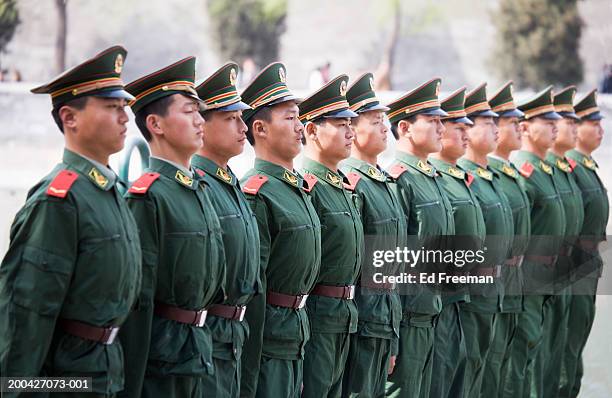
[
  {"xmin": 398, "ymin": 119, "xmax": 411, "ymax": 137},
  {"xmin": 252, "ymin": 119, "xmax": 267, "ymax": 140},
  {"xmin": 305, "ymin": 121, "xmax": 318, "ymax": 141},
  {"xmin": 146, "ymin": 114, "xmax": 164, "ymax": 138},
  {"xmin": 58, "ymin": 105, "xmax": 79, "ymax": 131},
  {"xmin": 518, "ymin": 121, "xmax": 529, "ymax": 136}
]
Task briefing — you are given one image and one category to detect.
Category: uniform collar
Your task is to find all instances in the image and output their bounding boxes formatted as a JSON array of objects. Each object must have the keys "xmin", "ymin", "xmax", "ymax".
[
  {"xmin": 343, "ymin": 157, "xmax": 387, "ymax": 182},
  {"xmin": 62, "ymin": 148, "xmax": 116, "ymax": 191},
  {"xmin": 545, "ymin": 151, "xmax": 572, "ymax": 173},
  {"xmin": 191, "ymin": 154, "xmax": 237, "ymax": 186},
  {"xmin": 254, "ymin": 158, "xmax": 303, "ymax": 188},
  {"xmin": 428, "ymin": 157, "xmax": 465, "ymax": 180},
  {"xmin": 487, "ymin": 155, "xmax": 519, "ymax": 179},
  {"xmin": 149, "ymin": 156, "xmax": 198, "ymax": 190},
  {"xmin": 566, "ymin": 149, "xmax": 598, "ymax": 170},
  {"xmin": 302, "ymin": 158, "xmax": 345, "ymax": 189},
  {"xmin": 514, "ymin": 150, "xmax": 555, "ymax": 175},
  {"xmin": 396, "ymin": 151, "xmax": 437, "ymax": 177},
  {"xmin": 458, "ymin": 158, "xmax": 496, "ymax": 181}
]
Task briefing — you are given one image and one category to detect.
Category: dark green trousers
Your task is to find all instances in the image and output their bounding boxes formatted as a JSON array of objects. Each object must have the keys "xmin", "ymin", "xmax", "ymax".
[
  {"xmin": 502, "ymin": 295, "xmax": 546, "ymax": 398},
  {"xmin": 458, "ymin": 310, "xmax": 496, "ymax": 398},
  {"xmin": 142, "ymin": 375, "xmax": 202, "ymax": 398},
  {"xmin": 201, "ymin": 355, "xmax": 241, "ymax": 397},
  {"xmin": 255, "ymin": 356, "xmax": 303, "ymax": 398},
  {"xmin": 559, "ymin": 277, "xmax": 598, "ymax": 398},
  {"xmin": 341, "ymin": 335, "xmax": 392, "ymax": 398},
  {"xmin": 385, "ymin": 313, "xmax": 435, "ymax": 398},
  {"xmin": 481, "ymin": 312, "xmax": 519, "ymax": 397},
  {"xmin": 533, "ymin": 292, "xmax": 571, "ymax": 398},
  {"xmin": 430, "ymin": 303, "xmax": 466, "ymax": 398},
  {"xmin": 302, "ymin": 331, "xmax": 351, "ymax": 398}
]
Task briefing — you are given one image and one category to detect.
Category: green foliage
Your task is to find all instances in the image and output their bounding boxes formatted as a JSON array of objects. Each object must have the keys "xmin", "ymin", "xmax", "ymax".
[
  {"xmin": 207, "ymin": 0, "xmax": 288, "ymax": 68},
  {"xmin": 492, "ymin": 0, "xmax": 584, "ymax": 88},
  {"xmin": 0, "ymin": 0, "xmax": 20, "ymax": 55}
]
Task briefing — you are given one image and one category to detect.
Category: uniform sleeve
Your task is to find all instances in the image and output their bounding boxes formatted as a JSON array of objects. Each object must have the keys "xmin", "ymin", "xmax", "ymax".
[
  {"xmin": 0, "ymin": 197, "xmax": 77, "ymax": 377},
  {"xmin": 117, "ymin": 195, "xmax": 159, "ymax": 398},
  {"xmin": 240, "ymin": 196, "xmax": 271, "ymax": 398}
]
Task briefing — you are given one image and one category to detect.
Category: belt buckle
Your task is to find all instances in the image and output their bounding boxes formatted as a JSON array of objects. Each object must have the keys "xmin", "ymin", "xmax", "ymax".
[
  {"xmin": 495, "ymin": 265, "xmax": 502, "ymax": 278},
  {"xmin": 104, "ymin": 327, "xmax": 119, "ymax": 345},
  {"xmin": 346, "ymin": 285, "xmax": 355, "ymax": 300},
  {"xmin": 236, "ymin": 306, "xmax": 246, "ymax": 322},
  {"xmin": 195, "ymin": 309, "xmax": 208, "ymax": 327},
  {"xmin": 297, "ymin": 294, "xmax": 308, "ymax": 309}
]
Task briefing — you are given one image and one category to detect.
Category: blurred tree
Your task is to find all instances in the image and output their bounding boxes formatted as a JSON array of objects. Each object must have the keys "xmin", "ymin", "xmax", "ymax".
[
  {"xmin": 492, "ymin": 0, "xmax": 583, "ymax": 88},
  {"xmin": 0, "ymin": 0, "xmax": 20, "ymax": 58},
  {"xmin": 374, "ymin": 0, "xmax": 401, "ymax": 90},
  {"xmin": 206, "ymin": 0, "xmax": 287, "ymax": 69},
  {"xmin": 55, "ymin": 0, "xmax": 67, "ymax": 74}
]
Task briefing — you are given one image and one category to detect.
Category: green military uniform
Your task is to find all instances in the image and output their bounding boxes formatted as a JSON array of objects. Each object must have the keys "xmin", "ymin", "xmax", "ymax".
[
  {"xmin": 0, "ymin": 46, "xmax": 141, "ymax": 397},
  {"xmin": 457, "ymin": 83, "xmax": 514, "ymax": 398},
  {"xmin": 483, "ymin": 81, "xmax": 530, "ymax": 398},
  {"xmin": 298, "ymin": 75, "xmax": 363, "ymax": 398},
  {"xmin": 511, "ymin": 86, "xmax": 566, "ymax": 398},
  {"xmin": 192, "ymin": 63, "xmax": 260, "ymax": 398},
  {"xmin": 428, "ymin": 87, "xmax": 485, "ymax": 398},
  {"xmin": 119, "ymin": 58, "xmax": 226, "ymax": 398},
  {"xmin": 340, "ymin": 73, "xmax": 403, "ymax": 398},
  {"xmin": 385, "ymin": 78, "xmax": 454, "ymax": 398},
  {"xmin": 531, "ymin": 86, "xmax": 585, "ymax": 398},
  {"xmin": 561, "ymin": 89, "xmax": 608, "ymax": 398},
  {"xmin": 238, "ymin": 63, "xmax": 322, "ymax": 398}
]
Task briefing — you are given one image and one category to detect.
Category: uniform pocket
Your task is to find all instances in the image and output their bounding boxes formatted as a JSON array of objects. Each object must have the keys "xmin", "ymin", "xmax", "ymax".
[{"xmin": 13, "ymin": 246, "xmax": 73, "ymax": 315}]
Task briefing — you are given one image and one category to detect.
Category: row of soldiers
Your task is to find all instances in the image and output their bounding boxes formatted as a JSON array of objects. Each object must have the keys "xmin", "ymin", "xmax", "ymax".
[{"xmin": 0, "ymin": 45, "xmax": 607, "ymax": 398}]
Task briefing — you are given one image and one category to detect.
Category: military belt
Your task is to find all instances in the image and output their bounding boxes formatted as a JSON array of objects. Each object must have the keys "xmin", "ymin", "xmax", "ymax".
[
  {"xmin": 360, "ymin": 280, "xmax": 395, "ymax": 291},
  {"xmin": 525, "ymin": 255, "xmax": 558, "ymax": 267},
  {"xmin": 311, "ymin": 284, "xmax": 356, "ymax": 299},
  {"xmin": 208, "ymin": 304, "xmax": 247, "ymax": 321},
  {"xmin": 266, "ymin": 291, "xmax": 308, "ymax": 309},
  {"xmin": 505, "ymin": 255, "xmax": 524, "ymax": 267},
  {"xmin": 154, "ymin": 301, "xmax": 208, "ymax": 327},
  {"xmin": 471, "ymin": 266, "xmax": 502, "ymax": 278},
  {"xmin": 59, "ymin": 319, "xmax": 119, "ymax": 345},
  {"xmin": 577, "ymin": 239, "xmax": 601, "ymax": 251}
]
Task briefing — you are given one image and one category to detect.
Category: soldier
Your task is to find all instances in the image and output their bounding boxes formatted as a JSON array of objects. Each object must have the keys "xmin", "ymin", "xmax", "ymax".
[
  {"xmin": 485, "ymin": 81, "xmax": 531, "ymax": 398},
  {"xmin": 458, "ymin": 83, "xmax": 514, "ymax": 398},
  {"xmin": 428, "ymin": 87, "xmax": 486, "ymax": 398},
  {"xmin": 191, "ymin": 63, "xmax": 261, "ymax": 398},
  {"xmin": 385, "ymin": 78, "xmax": 454, "ymax": 398},
  {"xmin": 238, "ymin": 63, "xmax": 322, "ymax": 398},
  {"xmin": 298, "ymin": 75, "xmax": 363, "ymax": 398},
  {"xmin": 513, "ymin": 86, "xmax": 566, "ymax": 398},
  {"xmin": 118, "ymin": 57, "xmax": 226, "ymax": 397},
  {"xmin": 339, "ymin": 73, "xmax": 404, "ymax": 398},
  {"xmin": 562, "ymin": 89, "xmax": 608, "ymax": 397},
  {"xmin": 533, "ymin": 86, "xmax": 585, "ymax": 397},
  {"xmin": 0, "ymin": 46, "xmax": 142, "ymax": 396}
]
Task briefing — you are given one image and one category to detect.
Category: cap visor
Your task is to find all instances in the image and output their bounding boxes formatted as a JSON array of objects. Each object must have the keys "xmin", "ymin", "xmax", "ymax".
[
  {"xmin": 497, "ymin": 108, "xmax": 524, "ymax": 118},
  {"xmin": 444, "ymin": 116, "xmax": 474, "ymax": 126},
  {"xmin": 268, "ymin": 94, "xmax": 302, "ymax": 106},
  {"xmin": 582, "ymin": 111, "xmax": 604, "ymax": 121},
  {"xmin": 468, "ymin": 109, "xmax": 499, "ymax": 118},
  {"xmin": 216, "ymin": 101, "xmax": 252, "ymax": 112},
  {"xmin": 323, "ymin": 108, "xmax": 359, "ymax": 118},
  {"xmin": 539, "ymin": 111, "xmax": 562, "ymax": 120},
  {"xmin": 419, "ymin": 107, "xmax": 449, "ymax": 117},
  {"xmin": 558, "ymin": 111, "xmax": 580, "ymax": 121},
  {"xmin": 358, "ymin": 102, "xmax": 390, "ymax": 113},
  {"xmin": 94, "ymin": 88, "xmax": 135, "ymax": 101}
]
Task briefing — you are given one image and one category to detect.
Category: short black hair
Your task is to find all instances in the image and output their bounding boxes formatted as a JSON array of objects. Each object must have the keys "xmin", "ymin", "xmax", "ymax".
[
  {"xmin": 51, "ymin": 96, "xmax": 90, "ymax": 133},
  {"xmin": 390, "ymin": 115, "xmax": 417, "ymax": 140},
  {"xmin": 134, "ymin": 95, "xmax": 175, "ymax": 142},
  {"xmin": 245, "ymin": 106, "xmax": 275, "ymax": 146}
]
